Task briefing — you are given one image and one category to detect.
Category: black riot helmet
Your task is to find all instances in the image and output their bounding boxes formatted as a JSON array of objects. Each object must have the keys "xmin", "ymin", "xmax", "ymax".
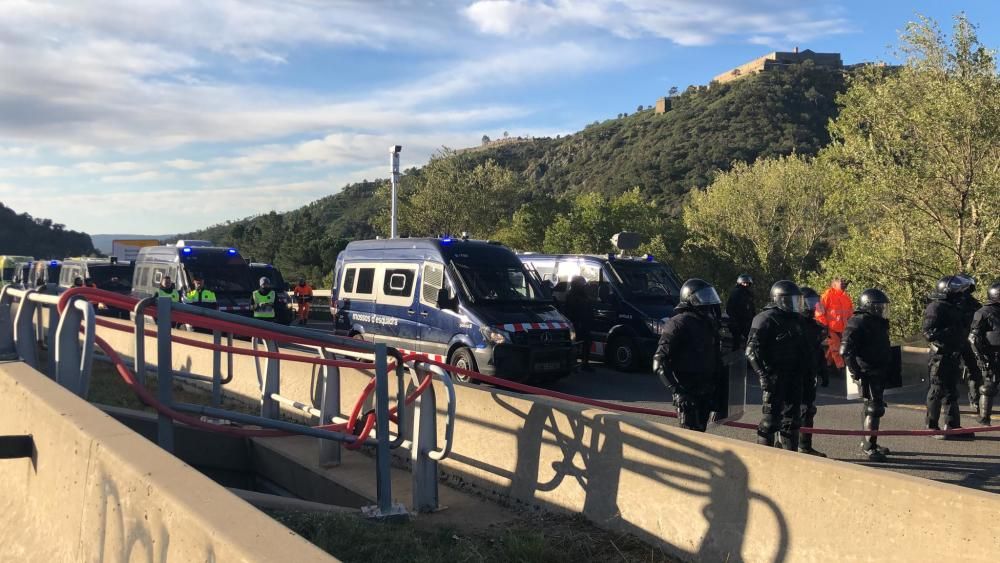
[
  {"xmin": 936, "ymin": 275, "xmax": 971, "ymax": 301},
  {"xmin": 988, "ymin": 281, "xmax": 1000, "ymax": 304},
  {"xmin": 769, "ymin": 280, "xmax": 802, "ymax": 313},
  {"xmin": 956, "ymin": 273, "xmax": 976, "ymax": 294},
  {"xmin": 858, "ymin": 288, "xmax": 891, "ymax": 319},
  {"xmin": 800, "ymin": 286, "xmax": 820, "ymax": 318},
  {"xmin": 679, "ymin": 278, "xmax": 722, "ymax": 308},
  {"xmin": 736, "ymin": 274, "xmax": 754, "ymax": 287}
]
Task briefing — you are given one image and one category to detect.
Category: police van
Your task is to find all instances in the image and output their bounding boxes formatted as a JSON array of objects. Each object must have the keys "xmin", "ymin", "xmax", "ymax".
[
  {"xmin": 28, "ymin": 260, "xmax": 61, "ymax": 289},
  {"xmin": 518, "ymin": 253, "xmax": 682, "ymax": 372},
  {"xmin": 1, "ymin": 255, "xmax": 33, "ymax": 287},
  {"xmin": 133, "ymin": 241, "xmax": 254, "ymax": 315},
  {"xmin": 59, "ymin": 257, "xmax": 134, "ymax": 294},
  {"xmin": 331, "ymin": 237, "xmax": 576, "ymax": 382}
]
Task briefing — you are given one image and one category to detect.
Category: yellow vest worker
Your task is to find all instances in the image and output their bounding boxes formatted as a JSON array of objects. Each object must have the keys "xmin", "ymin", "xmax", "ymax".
[
  {"xmin": 252, "ymin": 276, "xmax": 277, "ymax": 320},
  {"xmin": 186, "ymin": 282, "xmax": 218, "ymax": 309},
  {"xmin": 157, "ymin": 277, "xmax": 180, "ymax": 302}
]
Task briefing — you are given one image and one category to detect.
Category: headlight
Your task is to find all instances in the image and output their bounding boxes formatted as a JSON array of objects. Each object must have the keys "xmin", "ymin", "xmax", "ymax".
[{"xmin": 480, "ymin": 326, "xmax": 509, "ymax": 345}]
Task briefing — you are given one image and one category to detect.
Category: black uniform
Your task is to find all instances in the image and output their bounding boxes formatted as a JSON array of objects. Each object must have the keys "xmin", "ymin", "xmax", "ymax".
[
  {"xmin": 653, "ymin": 304, "xmax": 721, "ymax": 431},
  {"xmin": 922, "ymin": 298, "xmax": 967, "ymax": 429},
  {"xmin": 969, "ymin": 301, "xmax": 1000, "ymax": 425},
  {"xmin": 746, "ymin": 306, "xmax": 808, "ymax": 448},
  {"xmin": 564, "ymin": 283, "xmax": 595, "ymax": 368},
  {"xmin": 958, "ymin": 293, "xmax": 984, "ymax": 408},
  {"xmin": 799, "ymin": 316, "xmax": 827, "ymax": 440},
  {"xmin": 841, "ymin": 309, "xmax": 892, "ymax": 452},
  {"xmin": 726, "ymin": 284, "xmax": 755, "ymax": 351}
]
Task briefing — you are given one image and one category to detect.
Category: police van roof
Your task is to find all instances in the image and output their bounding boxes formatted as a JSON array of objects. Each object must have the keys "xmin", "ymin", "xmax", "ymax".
[
  {"xmin": 518, "ymin": 253, "xmax": 660, "ymax": 263},
  {"xmin": 137, "ymin": 245, "xmax": 243, "ymax": 262}
]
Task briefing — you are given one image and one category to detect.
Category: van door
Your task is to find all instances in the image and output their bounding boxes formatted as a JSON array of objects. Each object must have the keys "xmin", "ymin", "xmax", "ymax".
[
  {"xmin": 416, "ymin": 261, "xmax": 457, "ymax": 361},
  {"xmin": 375, "ymin": 264, "xmax": 421, "ymax": 351}
]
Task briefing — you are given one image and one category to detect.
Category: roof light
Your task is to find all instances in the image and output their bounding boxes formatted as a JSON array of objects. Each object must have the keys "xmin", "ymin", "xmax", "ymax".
[
  {"xmin": 50, "ymin": 260, "xmax": 59, "ymax": 266},
  {"xmin": 440, "ymin": 237, "xmax": 453, "ymax": 245},
  {"xmin": 644, "ymin": 254, "xmax": 655, "ymax": 262},
  {"xmin": 182, "ymin": 247, "xmax": 192, "ymax": 254},
  {"xmin": 227, "ymin": 248, "xmax": 237, "ymax": 255}
]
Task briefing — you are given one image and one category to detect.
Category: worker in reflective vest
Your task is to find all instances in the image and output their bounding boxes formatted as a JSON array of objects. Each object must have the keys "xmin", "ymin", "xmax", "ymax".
[
  {"xmin": 292, "ymin": 277, "xmax": 314, "ymax": 325},
  {"xmin": 157, "ymin": 276, "xmax": 180, "ymax": 302},
  {"xmin": 252, "ymin": 276, "xmax": 277, "ymax": 321},
  {"xmin": 185, "ymin": 275, "xmax": 217, "ymax": 310}
]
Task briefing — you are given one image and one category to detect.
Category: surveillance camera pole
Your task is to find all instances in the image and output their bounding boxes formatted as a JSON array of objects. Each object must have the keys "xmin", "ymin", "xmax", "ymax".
[{"xmin": 390, "ymin": 145, "xmax": 402, "ymax": 239}]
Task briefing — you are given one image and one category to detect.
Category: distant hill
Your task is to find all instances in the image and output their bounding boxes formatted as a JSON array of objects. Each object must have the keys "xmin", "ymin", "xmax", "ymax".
[
  {"xmin": 91, "ymin": 234, "xmax": 174, "ymax": 255},
  {"xmin": 180, "ymin": 62, "xmax": 847, "ymax": 281},
  {"xmin": 0, "ymin": 202, "xmax": 98, "ymax": 258}
]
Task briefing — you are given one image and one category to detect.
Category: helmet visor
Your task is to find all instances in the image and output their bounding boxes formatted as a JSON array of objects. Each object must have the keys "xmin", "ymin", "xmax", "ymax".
[
  {"xmin": 775, "ymin": 295, "xmax": 802, "ymax": 313},
  {"xmin": 868, "ymin": 302, "xmax": 890, "ymax": 319},
  {"xmin": 688, "ymin": 286, "xmax": 722, "ymax": 307},
  {"xmin": 802, "ymin": 295, "xmax": 820, "ymax": 316}
]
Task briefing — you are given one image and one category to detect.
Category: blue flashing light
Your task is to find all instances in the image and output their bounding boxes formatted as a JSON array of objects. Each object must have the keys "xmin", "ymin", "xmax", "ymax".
[
  {"xmin": 645, "ymin": 254, "xmax": 655, "ymax": 262},
  {"xmin": 440, "ymin": 237, "xmax": 453, "ymax": 245},
  {"xmin": 227, "ymin": 248, "xmax": 237, "ymax": 255},
  {"xmin": 182, "ymin": 247, "xmax": 192, "ymax": 254},
  {"xmin": 49, "ymin": 260, "xmax": 58, "ymax": 266}
]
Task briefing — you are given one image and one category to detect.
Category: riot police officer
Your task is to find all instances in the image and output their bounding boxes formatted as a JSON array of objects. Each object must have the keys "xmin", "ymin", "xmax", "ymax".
[
  {"xmin": 746, "ymin": 280, "xmax": 809, "ymax": 450},
  {"xmin": 956, "ymin": 275, "xmax": 984, "ymax": 414},
  {"xmin": 841, "ymin": 289, "xmax": 892, "ymax": 461},
  {"xmin": 798, "ymin": 287, "xmax": 827, "ymax": 457},
  {"xmin": 923, "ymin": 276, "xmax": 975, "ymax": 440},
  {"xmin": 968, "ymin": 281, "xmax": 1000, "ymax": 425},
  {"xmin": 726, "ymin": 274, "xmax": 756, "ymax": 351},
  {"xmin": 654, "ymin": 278, "xmax": 723, "ymax": 432}
]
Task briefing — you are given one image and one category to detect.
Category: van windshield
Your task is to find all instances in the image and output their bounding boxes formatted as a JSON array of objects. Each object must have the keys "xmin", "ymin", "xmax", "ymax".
[
  {"xmin": 182, "ymin": 254, "xmax": 252, "ymax": 294},
  {"xmin": 89, "ymin": 265, "xmax": 134, "ymax": 291},
  {"xmin": 450, "ymin": 257, "xmax": 544, "ymax": 303},
  {"xmin": 609, "ymin": 261, "xmax": 680, "ymax": 301}
]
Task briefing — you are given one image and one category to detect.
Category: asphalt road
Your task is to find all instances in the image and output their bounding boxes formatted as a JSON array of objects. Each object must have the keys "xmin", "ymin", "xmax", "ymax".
[
  {"xmin": 549, "ymin": 362, "xmax": 1000, "ymax": 494},
  {"xmin": 301, "ymin": 320, "xmax": 997, "ymax": 493}
]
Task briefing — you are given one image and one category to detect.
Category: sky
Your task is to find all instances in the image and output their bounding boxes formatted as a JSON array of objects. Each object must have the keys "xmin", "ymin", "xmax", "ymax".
[{"xmin": 1, "ymin": 1, "xmax": 998, "ymax": 236}]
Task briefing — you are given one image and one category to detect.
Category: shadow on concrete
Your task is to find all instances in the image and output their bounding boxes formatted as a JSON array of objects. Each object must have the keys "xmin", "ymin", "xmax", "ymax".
[{"xmin": 478, "ymin": 396, "xmax": 790, "ymax": 563}]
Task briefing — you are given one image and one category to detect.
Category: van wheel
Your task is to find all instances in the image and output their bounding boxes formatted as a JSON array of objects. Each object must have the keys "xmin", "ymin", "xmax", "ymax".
[
  {"xmin": 608, "ymin": 335, "xmax": 637, "ymax": 372},
  {"xmin": 449, "ymin": 348, "xmax": 478, "ymax": 384}
]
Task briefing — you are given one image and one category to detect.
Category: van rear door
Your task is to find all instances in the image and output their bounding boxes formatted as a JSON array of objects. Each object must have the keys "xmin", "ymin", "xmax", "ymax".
[{"xmin": 416, "ymin": 261, "xmax": 457, "ymax": 361}]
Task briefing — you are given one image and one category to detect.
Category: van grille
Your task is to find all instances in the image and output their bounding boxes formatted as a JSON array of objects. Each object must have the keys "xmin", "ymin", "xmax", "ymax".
[{"xmin": 510, "ymin": 329, "xmax": 571, "ymax": 346}]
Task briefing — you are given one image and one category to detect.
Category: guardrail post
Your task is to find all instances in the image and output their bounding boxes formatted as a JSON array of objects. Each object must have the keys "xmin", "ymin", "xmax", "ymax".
[
  {"xmin": 13, "ymin": 290, "xmax": 39, "ymax": 369},
  {"xmin": 317, "ymin": 347, "xmax": 341, "ymax": 467},
  {"xmin": 261, "ymin": 339, "xmax": 280, "ymax": 419},
  {"xmin": 45, "ymin": 304, "xmax": 59, "ymax": 379},
  {"xmin": 55, "ymin": 296, "xmax": 96, "ymax": 398},
  {"xmin": 0, "ymin": 287, "xmax": 16, "ymax": 360},
  {"xmin": 411, "ymin": 363, "xmax": 439, "ymax": 513},
  {"xmin": 373, "ymin": 343, "xmax": 392, "ymax": 516},
  {"xmin": 156, "ymin": 296, "xmax": 175, "ymax": 452},
  {"xmin": 212, "ymin": 329, "xmax": 223, "ymax": 406}
]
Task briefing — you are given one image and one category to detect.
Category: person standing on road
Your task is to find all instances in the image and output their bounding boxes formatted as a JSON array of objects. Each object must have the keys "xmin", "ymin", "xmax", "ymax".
[
  {"xmin": 292, "ymin": 277, "xmax": 314, "ymax": 325},
  {"xmin": 185, "ymin": 275, "xmax": 218, "ymax": 310},
  {"xmin": 746, "ymin": 281, "xmax": 809, "ymax": 450},
  {"xmin": 252, "ymin": 276, "xmax": 278, "ymax": 322},
  {"xmin": 841, "ymin": 289, "xmax": 893, "ymax": 461},
  {"xmin": 923, "ymin": 276, "xmax": 975, "ymax": 440},
  {"xmin": 797, "ymin": 287, "xmax": 827, "ymax": 457},
  {"xmin": 817, "ymin": 277, "xmax": 853, "ymax": 381},
  {"xmin": 653, "ymin": 278, "xmax": 723, "ymax": 432},
  {"xmin": 956, "ymin": 275, "xmax": 984, "ymax": 415},
  {"xmin": 725, "ymin": 274, "xmax": 756, "ymax": 351},
  {"xmin": 968, "ymin": 281, "xmax": 1000, "ymax": 426},
  {"xmin": 565, "ymin": 276, "xmax": 595, "ymax": 372},
  {"xmin": 157, "ymin": 275, "xmax": 180, "ymax": 302}
]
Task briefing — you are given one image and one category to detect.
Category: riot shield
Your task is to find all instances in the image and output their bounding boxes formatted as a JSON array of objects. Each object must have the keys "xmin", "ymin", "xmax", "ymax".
[
  {"xmin": 711, "ymin": 350, "xmax": 748, "ymax": 425},
  {"xmin": 845, "ymin": 345, "xmax": 902, "ymax": 399}
]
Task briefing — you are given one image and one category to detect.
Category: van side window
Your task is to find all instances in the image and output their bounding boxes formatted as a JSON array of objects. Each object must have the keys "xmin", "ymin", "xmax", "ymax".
[
  {"xmin": 355, "ymin": 268, "xmax": 375, "ymax": 294},
  {"xmin": 153, "ymin": 269, "xmax": 164, "ymax": 285},
  {"xmin": 383, "ymin": 268, "xmax": 415, "ymax": 297},
  {"xmin": 343, "ymin": 268, "xmax": 357, "ymax": 293},
  {"xmin": 420, "ymin": 263, "xmax": 445, "ymax": 307}
]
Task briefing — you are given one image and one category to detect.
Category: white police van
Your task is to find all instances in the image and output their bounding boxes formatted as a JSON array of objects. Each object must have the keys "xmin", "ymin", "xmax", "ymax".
[{"xmin": 331, "ymin": 237, "xmax": 576, "ymax": 382}]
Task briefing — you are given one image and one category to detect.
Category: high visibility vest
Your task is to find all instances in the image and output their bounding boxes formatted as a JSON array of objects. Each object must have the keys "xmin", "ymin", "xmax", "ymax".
[
  {"xmin": 817, "ymin": 287, "xmax": 853, "ymax": 333},
  {"xmin": 293, "ymin": 284, "xmax": 314, "ymax": 302},
  {"xmin": 157, "ymin": 288, "xmax": 180, "ymax": 302},
  {"xmin": 186, "ymin": 288, "xmax": 217, "ymax": 305},
  {"xmin": 252, "ymin": 289, "xmax": 276, "ymax": 318}
]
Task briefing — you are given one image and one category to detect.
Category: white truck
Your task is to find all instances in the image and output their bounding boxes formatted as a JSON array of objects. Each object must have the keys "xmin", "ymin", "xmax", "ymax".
[{"xmin": 111, "ymin": 239, "xmax": 160, "ymax": 262}]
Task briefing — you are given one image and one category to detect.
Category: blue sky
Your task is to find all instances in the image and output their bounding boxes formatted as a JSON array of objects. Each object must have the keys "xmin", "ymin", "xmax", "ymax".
[{"xmin": 1, "ymin": 1, "xmax": 997, "ymax": 236}]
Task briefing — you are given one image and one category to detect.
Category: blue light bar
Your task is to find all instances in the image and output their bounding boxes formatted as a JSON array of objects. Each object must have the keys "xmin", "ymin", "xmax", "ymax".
[
  {"xmin": 182, "ymin": 247, "xmax": 192, "ymax": 254},
  {"xmin": 645, "ymin": 254, "xmax": 655, "ymax": 262},
  {"xmin": 50, "ymin": 260, "xmax": 58, "ymax": 266},
  {"xmin": 227, "ymin": 248, "xmax": 237, "ymax": 255},
  {"xmin": 440, "ymin": 237, "xmax": 453, "ymax": 245}
]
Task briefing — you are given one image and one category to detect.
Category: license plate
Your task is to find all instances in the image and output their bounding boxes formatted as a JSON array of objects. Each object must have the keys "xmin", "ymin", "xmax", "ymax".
[{"xmin": 535, "ymin": 361, "xmax": 561, "ymax": 372}]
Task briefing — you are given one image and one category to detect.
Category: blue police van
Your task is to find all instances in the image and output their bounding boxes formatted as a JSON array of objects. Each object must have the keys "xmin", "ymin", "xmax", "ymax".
[
  {"xmin": 133, "ymin": 241, "xmax": 254, "ymax": 315},
  {"xmin": 518, "ymin": 253, "xmax": 682, "ymax": 372},
  {"xmin": 331, "ymin": 238, "xmax": 576, "ymax": 382}
]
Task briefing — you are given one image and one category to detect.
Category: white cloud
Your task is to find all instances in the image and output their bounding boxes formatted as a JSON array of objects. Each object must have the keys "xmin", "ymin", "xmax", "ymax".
[
  {"xmin": 75, "ymin": 161, "xmax": 145, "ymax": 174},
  {"xmin": 464, "ymin": 0, "xmax": 851, "ymax": 46},
  {"xmin": 165, "ymin": 159, "xmax": 205, "ymax": 170},
  {"xmin": 100, "ymin": 170, "xmax": 172, "ymax": 183}
]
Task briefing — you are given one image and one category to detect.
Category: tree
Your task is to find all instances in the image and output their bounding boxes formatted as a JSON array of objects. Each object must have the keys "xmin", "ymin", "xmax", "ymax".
[
  {"xmin": 482, "ymin": 134, "xmax": 490, "ymax": 145},
  {"xmin": 542, "ymin": 189, "xmax": 668, "ymax": 255},
  {"xmin": 683, "ymin": 155, "xmax": 842, "ymax": 287},
  {"xmin": 492, "ymin": 197, "xmax": 562, "ymax": 252},
  {"xmin": 636, "ymin": 105, "xmax": 644, "ymax": 112},
  {"xmin": 819, "ymin": 14, "xmax": 1000, "ymax": 337},
  {"xmin": 668, "ymin": 86, "xmax": 679, "ymax": 97}
]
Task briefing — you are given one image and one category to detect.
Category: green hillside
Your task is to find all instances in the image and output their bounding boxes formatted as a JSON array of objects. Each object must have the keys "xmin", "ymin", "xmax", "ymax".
[
  {"xmin": 0, "ymin": 203, "xmax": 98, "ymax": 258},
  {"xmin": 180, "ymin": 61, "xmax": 846, "ymax": 282}
]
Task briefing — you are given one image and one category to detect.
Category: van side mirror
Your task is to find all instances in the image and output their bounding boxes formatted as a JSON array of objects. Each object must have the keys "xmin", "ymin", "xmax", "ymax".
[{"xmin": 436, "ymin": 287, "xmax": 457, "ymax": 311}]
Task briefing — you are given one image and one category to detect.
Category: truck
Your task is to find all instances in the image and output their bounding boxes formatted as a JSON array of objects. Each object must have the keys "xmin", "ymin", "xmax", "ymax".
[{"xmin": 111, "ymin": 239, "xmax": 161, "ymax": 262}]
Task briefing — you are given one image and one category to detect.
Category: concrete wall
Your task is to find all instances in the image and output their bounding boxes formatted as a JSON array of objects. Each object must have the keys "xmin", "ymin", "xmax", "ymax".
[
  {"xmin": 93, "ymin": 321, "xmax": 1000, "ymax": 562},
  {"xmin": 0, "ymin": 360, "xmax": 335, "ymax": 563}
]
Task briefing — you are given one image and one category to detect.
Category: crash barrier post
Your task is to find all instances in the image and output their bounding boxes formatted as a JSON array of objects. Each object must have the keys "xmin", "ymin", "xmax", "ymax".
[
  {"xmin": 406, "ymin": 360, "xmax": 456, "ymax": 513},
  {"xmin": 0, "ymin": 286, "xmax": 96, "ymax": 396}
]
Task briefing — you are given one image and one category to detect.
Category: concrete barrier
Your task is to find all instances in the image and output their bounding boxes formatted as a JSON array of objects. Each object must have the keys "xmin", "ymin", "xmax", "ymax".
[
  {"xmin": 93, "ymin": 321, "xmax": 1000, "ymax": 562},
  {"xmin": 0, "ymin": 360, "xmax": 335, "ymax": 563}
]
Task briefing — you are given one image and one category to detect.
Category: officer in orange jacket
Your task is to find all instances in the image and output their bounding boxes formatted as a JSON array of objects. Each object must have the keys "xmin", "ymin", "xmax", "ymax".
[
  {"xmin": 816, "ymin": 277, "xmax": 853, "ymax": 379},
  {"xmin": 292, "ymin": 277, "xmax": 314, "ymax": 325}
]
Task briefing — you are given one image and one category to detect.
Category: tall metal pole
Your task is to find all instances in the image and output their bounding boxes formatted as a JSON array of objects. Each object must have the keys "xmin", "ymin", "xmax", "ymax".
[{"xmin": 389, "ymin": 145, "xmax": 401, "ymax": 239}]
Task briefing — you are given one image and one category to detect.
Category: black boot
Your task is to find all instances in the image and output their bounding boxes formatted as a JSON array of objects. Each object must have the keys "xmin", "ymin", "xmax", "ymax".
[
  {"xmin": 978, "ymin": 392, "xmax": 993, "ymax": 426},
  {"xmin": 757, "ymin": 433, "xmax": 775, "ymax": 447},
  {"xmin": 860, "ymin": 415, "xmax": 887, "ymax": 461},
  {"xmin": 798, "ymin": 431, "xmax": 827, "ymax": 457},
  {"xmin": 968, "ymin": 378, "xmax": 981, "ymax": 415},
  {"xmin": 778, "ymin": 432, "xmax": 798, "ymax": 452},
  {"xmin": 936, "ymin": 427, "xmax": 975, "ymax": 441}
]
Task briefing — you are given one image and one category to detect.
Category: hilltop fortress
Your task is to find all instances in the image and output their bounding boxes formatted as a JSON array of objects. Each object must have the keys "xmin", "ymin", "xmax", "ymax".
[{"xmin": 713, "ymin": 47, "xmax": 843, "ymax": 84}]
